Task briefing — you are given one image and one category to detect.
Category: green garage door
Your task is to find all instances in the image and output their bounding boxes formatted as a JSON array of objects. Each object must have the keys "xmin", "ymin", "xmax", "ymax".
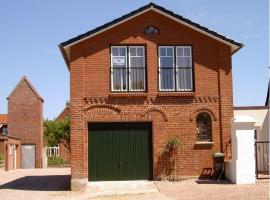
[{"xmin": 88, "ymin": 122, "xmax": 152, "ymax": 181}]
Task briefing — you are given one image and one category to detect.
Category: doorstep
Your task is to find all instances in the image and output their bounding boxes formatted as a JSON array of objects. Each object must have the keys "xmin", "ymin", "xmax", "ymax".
[{"xmin": 87, "ymin": 180, "xmax": 158, "ymax": 197}]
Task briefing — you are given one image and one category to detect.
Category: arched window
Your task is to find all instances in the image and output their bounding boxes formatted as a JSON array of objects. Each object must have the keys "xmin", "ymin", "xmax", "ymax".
[{"xmin": 196, "ymin": 112, "xmax": 212, "ymax": 142}]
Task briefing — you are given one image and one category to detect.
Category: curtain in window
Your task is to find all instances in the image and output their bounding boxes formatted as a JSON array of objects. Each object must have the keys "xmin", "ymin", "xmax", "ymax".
[
  {"xmin": 176, "ymin": 47, "xmax": 193, "ymax": 91},
  {"xmin": 159, "ymin": 47, "xmax": 175, "ymax": 91},
  {"xmin": 111, "ymin": 47, "xmax": 127, "ymax": 91},
  {"xmin": 129, "ymin": 47, "xmax": 145, "ymax": 91}
]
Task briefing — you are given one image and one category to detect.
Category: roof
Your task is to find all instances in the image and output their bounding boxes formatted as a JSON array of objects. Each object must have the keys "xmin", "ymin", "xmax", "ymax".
[
  {"xmin": 56, "ymin": 102, "xmax": 70, "ymax": 120},
  {"xmin": 0, "ymin": 114, "xmax": 7, "ymax": 124},
  {"xmin": 7, "ymin": 76, "xmax": 44, "ymax": 102},
  {"xmin": 234, "ymin": 106, "xmax": 269, "ymax": 110},
  {"xmin": 0, "ymin": 133, "xmax": 21, "ymax": 141},
  {"xmin": 59, "ymin": 3, "xmax": 243, "ymax": 68}
]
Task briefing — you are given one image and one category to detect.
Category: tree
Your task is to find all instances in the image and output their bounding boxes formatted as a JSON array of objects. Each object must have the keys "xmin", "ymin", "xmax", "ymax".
[{"xmin": 43, "ymin": 116, "xmax": 70, "ymax": 151}]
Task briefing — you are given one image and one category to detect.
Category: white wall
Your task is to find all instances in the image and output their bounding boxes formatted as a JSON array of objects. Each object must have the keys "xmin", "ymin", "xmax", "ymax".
[
  {"xmin": 234, "ymin": 108, "xmax": 269, "ymax": 141},
  {"xmin": 226, "ymin": 115, "xmax": 256, "ymax": 184}
]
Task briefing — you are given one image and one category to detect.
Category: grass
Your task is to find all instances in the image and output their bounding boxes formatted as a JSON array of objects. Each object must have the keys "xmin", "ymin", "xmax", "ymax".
[
  {"xmin": 47, "ymin": 156, "xmax": 69, "ymax": 167},
  {"xmin": 0, "ymin": 153, "xmax": 4, "ymax": 161}
]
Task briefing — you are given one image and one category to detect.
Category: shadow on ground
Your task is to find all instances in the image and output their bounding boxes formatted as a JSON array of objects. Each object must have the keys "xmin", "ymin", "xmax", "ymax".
[
  {"xmin": 0, "ymin": 175, "xmax": 71, "ymax": 191},
  {"xmin": 196, "ymin": 179, "xmax": 232, "ymax": 185}
]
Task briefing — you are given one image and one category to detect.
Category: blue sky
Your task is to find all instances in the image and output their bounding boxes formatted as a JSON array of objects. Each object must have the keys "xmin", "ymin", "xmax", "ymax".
[{"xmin": 0, "ymin": 0, "xmax": 269, "ymax": 119}]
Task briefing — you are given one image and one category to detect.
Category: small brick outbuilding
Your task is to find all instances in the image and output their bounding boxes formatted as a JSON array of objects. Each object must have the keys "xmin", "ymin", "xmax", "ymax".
[
  {"xmin": 7, "ymin": 76, "xmax": 44, "ymax": 168},
  {"xmin": 0, "ymin": 133, "xmax": 21, "ymax": 170}
]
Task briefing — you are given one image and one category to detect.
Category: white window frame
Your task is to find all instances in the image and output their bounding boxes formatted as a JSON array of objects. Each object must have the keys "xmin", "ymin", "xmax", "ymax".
[
  {"xmin": 111, "ymin": 45, "xmax": 146, "ymax": 92},
  {"xmin": 158, "ymin": 46, "xmax": 193, "ymax": 92},
  {"xmin": 158, "ymin": 46, "xmax": 175, "ymax": 91},
  {"xmin": 175, "ymin": 46, "xmax": 193, "ymax": 91},
  {"xmin": 128, "ymin": 46, "xmax": 146, "ymax": 91},
  {"xmin": 111, "ymin": 46, "xmax": 128, "ymax": 92}
]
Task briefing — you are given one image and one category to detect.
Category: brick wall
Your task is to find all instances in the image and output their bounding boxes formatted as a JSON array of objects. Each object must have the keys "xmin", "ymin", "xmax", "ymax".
[
  {"xmin": 68, "ymin": 10, "xmax": 233, "ymax": 180},
  {"xmin": 8, "ymin": 78, "xmax": 43, "ymax": 168}
]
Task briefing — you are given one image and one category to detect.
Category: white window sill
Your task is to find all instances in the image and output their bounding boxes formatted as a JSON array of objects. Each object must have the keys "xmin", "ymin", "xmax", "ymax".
[{"xmin": 195, "ymin": 142, "xmax": 214, "ymax": 145}]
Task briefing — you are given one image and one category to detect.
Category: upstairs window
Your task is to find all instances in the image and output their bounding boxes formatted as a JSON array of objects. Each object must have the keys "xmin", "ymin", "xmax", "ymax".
[
  {"xmin": 196, "ymin": 112, "xmax": 212, "ymax": 142},
  {"xmin": 158, "ymin": 46, "xmax": 193, "ymax": 91},
  {"xmin": 111, "ymin": 46, "xmax": 145, "ymax": 92}
]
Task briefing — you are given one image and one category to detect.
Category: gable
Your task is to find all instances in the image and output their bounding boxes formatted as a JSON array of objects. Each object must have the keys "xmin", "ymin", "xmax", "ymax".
[
  {"xmin": 59, "ymin": 3, "xmax": 243, "ymax": 68},
  {"xmin": 7, "ymin": 76, "xmax": 44, "ymax": 102}
]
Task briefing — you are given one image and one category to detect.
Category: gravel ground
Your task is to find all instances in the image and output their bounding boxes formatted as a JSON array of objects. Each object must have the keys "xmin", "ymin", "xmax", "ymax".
[{"xmin": 0, "ymin": 168, "xmax": 269, "ymax": 200}]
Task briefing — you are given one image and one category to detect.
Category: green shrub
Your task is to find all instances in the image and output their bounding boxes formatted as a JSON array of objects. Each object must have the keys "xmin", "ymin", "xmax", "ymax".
[
  {"xmin": 48, "ymin": 156, "xmax": 68, "ymax": 166},
  {"xmin": 0, "ymin": 153, "xmax": 4, "ymax": 161},
  {"xmin": 164, "ymin": 136, "xmax": 182, "ymax": 153}
]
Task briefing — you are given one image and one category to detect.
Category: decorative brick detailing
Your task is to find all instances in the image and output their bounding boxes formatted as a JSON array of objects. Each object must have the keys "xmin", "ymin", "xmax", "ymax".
[
  {"xmin": 189, "ymin": 106, "xmax": 218, "ymax": 121},
  {"xmin": 84, "ymin": 104, "xmax": 121, "ymax": 113},
  {"xmin": 141, "ymin": 106, "xmax": 168, "ymax": 122},
  {"xmin": 193, "ymin": 96, "xmax": 219, "ymax": 103}
]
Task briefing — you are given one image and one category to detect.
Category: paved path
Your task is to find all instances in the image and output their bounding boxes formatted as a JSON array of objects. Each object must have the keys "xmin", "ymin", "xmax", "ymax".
[{"xmin": 0, "ymin": 168, "xmax": 269, "ymax": 200}]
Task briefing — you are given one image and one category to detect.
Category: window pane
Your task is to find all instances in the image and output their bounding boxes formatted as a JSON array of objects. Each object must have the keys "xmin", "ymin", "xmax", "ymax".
[
  {"xmin": 119, "ymin": 48, "xmax": 126, "ymax": 56},
  {"xmin": 160, "ymin": 68, "xmax": 174, "ymax": 90},
  {"xmin": 177, "ymin": 48, "xmax": 184, "ymax": 56},
  {"xmin": 160, "ymin": 57, "xmax": 173, "ymax": 68},
  {"xmin": 184, "ymin": 47, "xmax": 191, "ymax": 56},
  {"xmin": 177, "ymin": 57, "xmax": 191, "ymax": 68},
  {"xmin": 159, "ymin": 48, "xmax": 166, "ymax": 56},
  {"xmin": 130, "ymin": 68, "xmax": 145, "ymax": 91},
  {"xmin": 196, "ymin": 113, "xmax": 212, "ymax": 142},
  {"xmin": 176, "ymin": 68, "xmax": 193, "ymax": 90},
  {"xmin": 167, "ymin": 48, "xmax": 173, "ymax": 56},
  {"xmin": 112, "ymin": 48, "xmax": 118, "ymax": 56},
  {"xmin": 130, "ymin": 57, "xmax": 143, "ymax": 68},
  {"xmin": 112, "ymin": 68, "xmax": 127, "ymax": 91},
  {"xmin": 130, "ymin": 48, "xmax": 136, "ymax": 56},
  {"xmin": 137, "ymin": 47, "xmax": 143, "ymax": 56}
]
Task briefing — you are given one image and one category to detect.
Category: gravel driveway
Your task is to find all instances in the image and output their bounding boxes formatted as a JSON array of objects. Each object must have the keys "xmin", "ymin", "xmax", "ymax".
[{"xmin": 0, "ymin": 168, "xmax": 268, "ymax": 200}]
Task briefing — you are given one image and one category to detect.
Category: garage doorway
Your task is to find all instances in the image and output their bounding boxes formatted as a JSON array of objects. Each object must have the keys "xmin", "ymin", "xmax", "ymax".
[
  {"xmin": 22, "ymin": 144, "xmax": 35, "ymax": 169},
  {"xmin": 88, "ymin": 122, "xmax": 152, "ymax": 181}
]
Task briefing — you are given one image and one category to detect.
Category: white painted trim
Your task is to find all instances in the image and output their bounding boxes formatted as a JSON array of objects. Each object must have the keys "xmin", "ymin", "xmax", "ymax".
[
  {"xmin": 63, "ymin": 8, "xmax": 152, "ymax": 49},
  {"xmin": 63, "ymin": 6, "xmax": 240, "ymax": 58},
  {"xmin": 153, "ymin": 8, "xmax": 239, "ymax": 52}
]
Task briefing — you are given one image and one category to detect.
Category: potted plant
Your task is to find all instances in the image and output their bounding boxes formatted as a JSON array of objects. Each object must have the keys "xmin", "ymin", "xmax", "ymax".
[{"xmin": 164, "ymin": 136, "xmax": 182, "ymax": 155}]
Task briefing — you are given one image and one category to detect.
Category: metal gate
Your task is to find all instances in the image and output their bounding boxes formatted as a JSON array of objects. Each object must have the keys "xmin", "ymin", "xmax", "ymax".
[
  {"xmin": 255, "ymin": 141, "xmax": 270, "ymax": 179},
  {"xmin": 22, "ymin": 144, "xmax": 35, "ymax": 169}
]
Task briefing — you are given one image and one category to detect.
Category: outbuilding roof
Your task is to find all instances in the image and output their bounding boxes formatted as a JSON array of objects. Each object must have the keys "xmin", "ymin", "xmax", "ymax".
[{"xmin": 7, "ymin": 76, "xmax": 44, "ymax": 102}]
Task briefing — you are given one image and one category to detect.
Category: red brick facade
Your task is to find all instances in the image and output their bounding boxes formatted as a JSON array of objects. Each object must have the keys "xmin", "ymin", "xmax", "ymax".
[
  {"xmin": 7, "ymin": 76, "xmax": 43, "ymax": 168},
  {"xmin": 61, "ymin": 6, "xmax": 241, "ymax": 189}
]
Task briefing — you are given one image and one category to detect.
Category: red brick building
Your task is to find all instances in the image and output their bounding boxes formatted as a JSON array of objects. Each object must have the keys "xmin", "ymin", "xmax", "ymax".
[
  {"xmin": 7, "ymin": 76, "xmax": 43, "ymax": 168},
  {"xmin": 59, "ymin": 3, "xmax": 243, "ymax": 190}
]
